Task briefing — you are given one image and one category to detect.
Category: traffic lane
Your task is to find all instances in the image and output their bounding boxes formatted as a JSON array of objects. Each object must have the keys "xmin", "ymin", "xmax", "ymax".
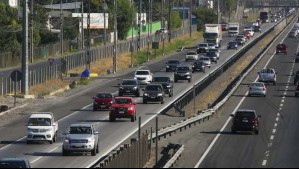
[{"xmin": 199, "ymin": 28, "xmax": 298, "ymax": 168}]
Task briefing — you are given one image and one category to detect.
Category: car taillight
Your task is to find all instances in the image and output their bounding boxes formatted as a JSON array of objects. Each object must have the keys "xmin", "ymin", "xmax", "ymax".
[{"xmin": 263, "ymin": 88, "xmax": 266, "ymax": 91}]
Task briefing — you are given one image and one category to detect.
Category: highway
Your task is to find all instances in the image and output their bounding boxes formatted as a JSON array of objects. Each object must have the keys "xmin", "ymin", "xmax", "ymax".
[
  {"xmin": 197, "ymin": 19, "xmax": 299, "ymax": 168},
  {"xmin": 0, "ymin": 22, "xmax": 277, "ymax": 168}
]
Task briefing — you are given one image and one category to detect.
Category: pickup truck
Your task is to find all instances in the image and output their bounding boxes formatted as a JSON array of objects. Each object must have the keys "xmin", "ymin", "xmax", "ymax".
[
  {"xmin": 185, "ymin": 51, "xmax": 199, "ymax": 62},
  {"xmin": 258, "ymin": 68, "xmax": 277, "ymax": 85},
  {"xmin": 62, "ymin": 124, "xmax": 99, "ymax": 156},
  {"xmin": 26, "ymin": 113, "xmax": 58, "ymax": 144}
]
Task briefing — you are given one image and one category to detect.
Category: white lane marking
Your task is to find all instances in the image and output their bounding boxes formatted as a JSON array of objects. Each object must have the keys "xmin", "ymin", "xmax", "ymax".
[
  {"xmin": 281, "ymin": 100, "xmax": 285, "ymax": 103},
  {"xmin": 280, "ymin": 104, "xmax": 283, "ymax": 107},
  {"xmin": 273, "ymin": 129, "xmax": 277, "ymax": 134},
  {"xmin": 270, "ymin": 135, "xmax": 275, "ymax": 140},
  {"xmin": 262, "ymin": 160, "xmax": 268, "ymax": 166},
  {"xmin": 268, "ymin": 143, "xmax": 273, "ymax": 148},
  {"xmin": 284, "ymin": 92, "xmax": 287, "ymax": 95},
  {"xmin": 274, "ymin": 123, "xmax": 278, "ymax": 127},
  {"xmin": 282, "ymin": 96, "xmax": 286, "ymax": 99},
  {"xmin": 276, "ymin": 117, "xmax": 280, "ymax": 122}
]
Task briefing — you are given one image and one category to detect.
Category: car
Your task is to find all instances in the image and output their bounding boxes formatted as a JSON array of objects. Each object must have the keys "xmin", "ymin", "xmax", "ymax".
[
  {"xmin": 199, "ymin": 57, "xmax": 211, "ymax": 68},
  {"xmin": 295, "ymin": 84, "xmax": 299, "ymax": 97},
  {"xmin": 231, "ymin": 109, "xmax": 261, "ymax": 135},
  {"xmin": 235, "ymin": 38, "xmax": 245, "ymax": 46},
  {"xmin": 192, "ymin": 61, "xmax": 206, "ymax": 73},
  {"xmin": 26, "ymin": 113, "xmax": 58, "ymax": 144},
  {"xmin": 119, "ymin": 79, "xmax": 140, "ymax": 97},
  {"xmin": 93, "ymin": 93, "xmax": 114, "ymax": 111},
  {"xmin": 134, "ymin": 69, "xmax": 153, "ymax": 85},
  {"xmin": 295, "ymin": 53, "xmax": 299, "ymax": 63},
  {"xmin": 185, "ymin": 51, "xmax": 199, "ymax": 62},
  {"xmin": 205, "ymin": 51, "xmax": 218, "ymax": 63},
  {"xmin": 109, "ymin": 97, "xmax": 137, "ymax": 122},
  {"xmin": 174, "ymin": 66, "xmax": 192, "ymax": 83},
  {"xmin": 258, "ymin": 68, "xmax": 277, "ymax": 85},
  {"xmin": 160, "ymin": 28, "xmax": 168, "ymax": 34},
  {"xmin": 244, "ymin": 31, "xmax": 251, "ymax": 40},
  {"xmin": 227, "ymin": 41, "xmax": 238, "ymax": 50},
  {"xmin": 0, "ymin": 158, "xmax": 31, "ymax": 168},
  {"xmin": 248, "ymin": 82, "xmax": 267, "ymax": 97},
  {"xmin": 62, "ymin": 124, "xmax": 99, "ymax": 156},
  {"xmin": 155, "ymin": 30, "xmax": 162, "ymax": 35},
  {"xmin": 253, "ymin": 26, "xmax": 262, "ymax": 33},
  {"xmin": 236, "ymin": 34, "xmax": 247, "ymax": 42},
  {"xmin": 152, "ymin": 76, "xmax": 174, "ymax": 97},
  {"xmin": 252, "ymin": 22, "xmax": 259, "ymax": 27},
  {"xmin": 289, "ymin": 31, "xmax": 297, "ymax": 38},
  {"xmin": 143, "ymin": 84, "xmax": 165, "ymax": 104},
  {"xmin": 197, "ymin": 43, "xmax": 209, "ymax": 53},
  {"xmin": 166, "ymin": 60, "xmax": 181, "ymax": 72},
  {"xmin": 208, "ymin": 48, "xmax": 221, "ymax": 54},
  {"xmin": 293, "ymin": 28, "xmax": 299, "ymax": 34},
  {"xmin": 208, "ymin": 43, "xmax": 216, "ymax": 49},
  {"xmin": 276, "ymin": 44, "xmax": 288, "ymax": 54},
  {"xmin": 271, "ymin": 16, "xmax": 278, "ymax": 22},
  {"xmin": 243, "ymin": 26, "xmax": 254, "ymax": 37},
  {"xmin": 294, "ymin": 71, "xmax": 299, "ymax": 85},
  {"xmin": 221, "ymin": 23, "xmax": 228, "ymax": 31}
]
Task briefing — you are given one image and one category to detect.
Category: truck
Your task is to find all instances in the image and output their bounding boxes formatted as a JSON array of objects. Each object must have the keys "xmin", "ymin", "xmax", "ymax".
[
  {"xmin": 26, "ymin": 112, "xmax": 58, "ymax": 144},
  {"xmin": 203, "ymin": 24, "xmax": 222, "ymax": 48},
  {"xmin": 260, "ymin": 11, "xmax": 269, "ymax": 23},
  {"xmin": 228, "ymin": 23, "xmax": 239, "ymax": 37}
]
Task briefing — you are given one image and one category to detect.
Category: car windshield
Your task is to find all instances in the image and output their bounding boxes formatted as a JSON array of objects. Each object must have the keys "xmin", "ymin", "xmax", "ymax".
[
  {"xmin": 209, "ymin": 49, "xmax": 218, "ymax": 52},
  {"xmin": 236, "ymin": 38, "xmax": 243, "ymax": 41},
  {"xmin": 277, "ymin": 44, "xmax": 286, "ymax": 48},
  {"xmin": 153, "ymin": 77, "xmax": 169, "ymax": 82},
  {"xmin": 198, "ymin": 44, "xmax": 207, "ymax": 47},
  {"xmin": 0, "ymin": 161, "xmax": 27, "ymax": 168},
  {"xmin": 122, "ymin": 80, "xmax": 137, "ymax": 85},
  {"xmin": 114, "ymin": 99, "xmax": 132, "ymax": 105},
  {"xmin": 28, "ymin": 118, "xmax": 51, "ymax": 126},
  {"xmin": 229, "ymin": 27, "xmax": 238, "ymax": 31},
  {"xmin": 254, "ymin": 26, "xmax": 260, "ymax": 29},
  {"xmin": 177, "ymin": 67, "xmax": 189, "ymax": 71},
  {"xmin": 135, "ymin": 71, "xmax": 149, "ymax": 75},
  {"xmin": 96, "ymin": 93, "xmax": 112, "ymax": 99},
  {"xmin": 235, "ymin": 111, "xmax": 256, "ymax": 119},
  {"xmin": 69, "ymin": 127, "xmax": 92, "ymax": 134},
  {"xmin": 229, "ymin": 42, "xmax": 237, "ymax": 45},
  {"xmin": 200, "ymin": 57, "xmax": 209, "ymax": 61},
  {"xmin": 261, "ymin": 69, "xmax": 274, "ymax": 74},
  {"xmin": 206, "ymin": 52, "xmax": 216, "ymax": 56},
  {"xmin": 251, "ymin": 83, "xmax": 264, "ymax": 87},
  {"xmin": 208, "ymin": 44, "xmax": 215, "ymax": 47},
  {"xmin": 194, "ymin": 62, "xmax": 203, "ymax": 65},
  {"xmin": 168, "ymin": 60, "xmax": 179, "ymax": 64},
  {"xmin": 187, "ymin": 52, "xmax": 197, "ymax": 55},
  {"xmin": 146, "ymin": 85, "xmax": 162, "ymax": 91}
]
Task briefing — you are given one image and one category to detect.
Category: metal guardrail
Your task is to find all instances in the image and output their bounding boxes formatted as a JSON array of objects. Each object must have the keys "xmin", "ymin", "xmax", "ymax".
[{"xmin": 163, "ymin": 145, "xmax": 184, "ymax": 168}]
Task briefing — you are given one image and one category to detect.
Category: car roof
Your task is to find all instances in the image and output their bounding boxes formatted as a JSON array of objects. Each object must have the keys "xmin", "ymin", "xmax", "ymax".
[
  {"xmin": 0, "ymin": 158, "xmax": 28, "ymax": 162},
  {"xmin": 29, "ymin": 113, "xmax": 53, "ymax": 119},
  {"xmin": 70, "ymin": 124, "xmax": 93, "ymax": 128},
  {"xmin": 237, "ymin": 109, "xmax": 256, "ymax": 113},
  {"xmin": 114, "ymin": 97, "xmax": 133, "ymax": 100}
]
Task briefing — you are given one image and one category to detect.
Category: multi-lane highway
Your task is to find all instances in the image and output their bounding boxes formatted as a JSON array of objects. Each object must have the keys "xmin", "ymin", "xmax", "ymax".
[
  {"xmin": 0, "ymin": 21, "xmax": 278, "ymax": 168},
  {"xmin": 197, "ymin": 16, "xmax": 299, "ymax": 168}
]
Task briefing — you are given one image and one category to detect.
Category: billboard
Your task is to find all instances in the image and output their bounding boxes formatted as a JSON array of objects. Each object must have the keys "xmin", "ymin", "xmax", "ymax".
[
  {"xmin": 72, "ymin": 13, "xmax": 109, "ymax": 29},
  {"xmin": 136, "ymin": 13, "xmax": 147, "ymax": 25}
]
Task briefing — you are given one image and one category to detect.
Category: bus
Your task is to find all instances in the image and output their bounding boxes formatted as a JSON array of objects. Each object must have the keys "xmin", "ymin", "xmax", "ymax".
[{"xmin": 260, "ymin": 11, "xmax": 269, "ymax": 23}]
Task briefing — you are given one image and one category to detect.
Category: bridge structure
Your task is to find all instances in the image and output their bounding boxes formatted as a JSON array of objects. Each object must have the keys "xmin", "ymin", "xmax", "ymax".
[{"xmin": 245, "ymin": 0, "xmax": 299, "ymax": 8}]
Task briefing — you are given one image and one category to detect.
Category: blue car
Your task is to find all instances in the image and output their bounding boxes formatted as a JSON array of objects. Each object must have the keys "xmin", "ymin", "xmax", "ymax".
[{"xmin": 227, "ymin": 42, "xmax": 238, "ymax": 50}]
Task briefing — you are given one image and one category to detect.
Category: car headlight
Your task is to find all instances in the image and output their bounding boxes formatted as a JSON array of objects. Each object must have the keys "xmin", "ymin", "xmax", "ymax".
[
  {"xmin": 27, "ymin": 128, "xmax": 33, "ymax": 132},
  {"xmin": 88, "ymin": 138, "xmax": 94, "ymax": 143},
  {"xmin": 128, "ymin": 107, "xmax": 134, "ymax": 111},
  {"xmin": 134, "ymin": 77, "xmax": 137, "ymax": 80},
  {"xmin": 64, "ymin": 139, "xmax": 70, "ymax": 144},
  {"xmin": 133, "ymin": 87, "xmax": 138, "ymax": 90},
  {"xmin": 186, "ymin": 72, "xmax": 190, "ymax": 75},
  {"xmin": 144, "ymin": 93, "xmax": 149, "ymax": 96},
  {"xmin": 167, "ymin": 85, "xmax": 171, "ymax": 88},
  {"xmin": 45, "ymin": 128, "xmax": 53, "ymax": 132},
  {"xmin": 158, "ymin": 93, "xmax": 163, "ymax": 96},
  {"xmin": 166, "ymin": 66, "xmax": 169, "ymax": 68}
]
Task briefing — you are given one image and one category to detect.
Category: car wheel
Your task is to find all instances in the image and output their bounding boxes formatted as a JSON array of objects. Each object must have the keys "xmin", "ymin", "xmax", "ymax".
[
  {"xmin": 96, "ymin": 144, "xmax": 99, "ymax": 154},
  {"xmin": 169, "ymin": 93, "xmax": 173, "ymax": 97},
  {"xmin": 255, "ymin": 130, "xmax": 259, "ymax": 135},
  {"xmin": 49, "ymin": 140, "xmax": 53, "ymax": 144},
  {"xmin": 62, "ymin": 149, "xmax": 69, "ymax": 156},
  {"xmin": 143, "ymin": 100, "xmax": 147, "ymax": 104},
  {"xmin": 109, "ymin": 116, "xmax": 115, "ymax": 122},
  {"xmin": 231, "ymin": 129, "xmax": 236, "ymax": 134},
  {"xmin": 264, "ymin": 94, "xmax": 266, "ymax": 97},
  {"xmin": 91, "ymin": 147, "xmax": 97, "ymax": 156},
  {"xmin": 135, "ymin": 92, "xmax": 140, "ymax": 97},
  {"xmin": 131, "ymin": 116, "xmax": 135, "ymax": 122},
  {"xmin": 27, "ymin": 140, "xmax": 33, "ymax": 144},
  {"xmin": 273, "ymin": 82, "xmax": 276, "ymax": 86},
  {"xmin": 188, "ymin": 79, "xmax": 191, "ymax": 83},
  {"xmin": 161, "ymin": 101, "xmax": 164, "ymax": 104},
  {"xmin": 166, "ymin": 69, "xmax": 169, "ymax": 72},
  {"xmin": 93, "ymin": 107, "xmax": 97, "ymax": 111},
  {"xmin": 53, "ymin": 132, "xmax": 57, "ymax": 143}
]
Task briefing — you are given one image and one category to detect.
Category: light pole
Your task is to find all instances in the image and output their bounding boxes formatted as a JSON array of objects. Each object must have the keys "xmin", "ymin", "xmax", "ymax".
[
  {"xmin": 131, "ymin": 0, "xmax": 134, "ymax": 68},
  {"xmin": 21, "ymin": 0, "xmax": 29, "ymax": 95},
  {"xmin": 190, "ymin": 0, "xmax": 192, "ymax": 37},
  {"xmin": 168, "ymin": 0, "xmax": 172, "ymax": 43},
  {"xmin": 103, "ymin": 1, "xmax": 107, "ymax": 45},
  {"xmin": 30, "ymin": 0, "xmax": 34, "ymax": 63},
  {"xmin": 113, "ymin": 0, "xmax": 118, "ymax": 74},
  {"xmin": 86, "ymin": 0, "xmax": 91, "ymax": 70},
  {"xmin": 81, "ymin": 0, "xmax": 84, "ymax": 49},
  {"xmin": 147, "ymin": 0, "xmax": 151, "ymax": 62},
  {"xmin": 60, "ymin": 0, "xmax": 64, "ymax": 55}
]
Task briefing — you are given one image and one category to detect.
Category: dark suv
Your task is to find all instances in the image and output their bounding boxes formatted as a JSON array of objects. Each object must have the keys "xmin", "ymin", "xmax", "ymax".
[
  {"xmin": 0, "ymin": 158, "xmax": 31, "ymax": 168},
  {"xmin": 231, "ymin": 110, "xmax": 261, "ymax": 135},
  {"xmin": 119, "ymin": 79, "xmax": 140, "ymax": 97},
  {"xmin": 152, "ymin": 76, "xmax": 174, "ymax": 97},
  {"xmin": 143, "ymin": 84, "xmax": 165, "ymax": 104},
  {"xmin": 174, "ymin": 66, "xmax": 192, "ymax": 83},
  {"xmin": 276, "ymin": 44, "xmax": 287, "ymax": 54},
  {"xmin": 166, "ymin": 60, "xmax": 181, "ymax": 72},
  {"xmin": 192, "ymin": 61, "xmax": 206, "ymax": 73},
  {"xmin": 294, "ymin": 71, "xmax": 299, "ymax": 85}
]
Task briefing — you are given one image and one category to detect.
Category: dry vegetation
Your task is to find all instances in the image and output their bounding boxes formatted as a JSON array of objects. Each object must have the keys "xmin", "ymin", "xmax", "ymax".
[
  {"xmin": 184, "ymin": 33, "xmax": 274, "ymax": 116},
  {"xmin": 29, "ymin": 79, "xmax": 69, "ymax": 98}
]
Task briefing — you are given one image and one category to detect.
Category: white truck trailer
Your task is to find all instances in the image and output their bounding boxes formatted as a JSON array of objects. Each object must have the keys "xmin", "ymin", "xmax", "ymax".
[
  {"xmin": 228, "ymin": 23, "xmax": 240, "ymax": 37},
  {"xmin": 204, "ymin": 24, "xmax": 223, "ymax": 48}
]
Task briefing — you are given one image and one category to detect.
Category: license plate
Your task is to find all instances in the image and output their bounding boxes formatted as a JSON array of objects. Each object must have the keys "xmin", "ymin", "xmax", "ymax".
[
  {"xmin": 126, "ymin": 91, "xmax": 130, "ymax": 93},
  {"xmin": 242, "ymin": 119, "xmax": 249, "ymax": 123},
  {"xmin": 119, "ymin": 111, "xmax": 125, "ymax": 114},
  {"xmin": 151, "ymin": 97, "xmax": 155, "ymax": 99},
  {"xmin": 101, "ymin": 105, "xmax": 106, "ymax": 108}
]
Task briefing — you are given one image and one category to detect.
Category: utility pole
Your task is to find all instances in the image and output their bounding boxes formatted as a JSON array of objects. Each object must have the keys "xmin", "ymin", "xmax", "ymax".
[
  {"xmin": 113, "ymin": 0, "xmax": 118, "ymax": 74},
  {"xmin": 21, "ymin": 0, "xmax": 29, "ymax": 95},
  {"xmin": 218, "ymin": 0, "xmax": 220, "ymax": 24},
  {"xmin": 81, "ymin": 0, "xmax": 84, "ymax": 49},
  {"xmin": 138, "ymin": 0, "xmax": 142, "ymax": 52},
  {"xmin": 131, "ymin": 0, "xmax": 134, "ymax": 68},
  {"xmin": 30, "ymin": 0, "xmax": 34, "ymax": 63},
  {"xmin": 190, "ymin": 0, "xmax": 193, "ymax": 37},
  {"xmin": 86, "ymin": 0, "xmax": 91, "ymax": 69},
  {"xmin": 60, "ymin": 0, "xmax": 64, "ymax": 55},
  {"xmin": 162, "ymin": 0, "xmax": 165, "ymax": 56},
  {"xmin": 168, "ymin": 0, "xmax": 172, "ymax": 43},
  {"xmin": 103, "ymin": 0, "xmax": 107, "ymax": 45},
  {"xmin": 147, "ymin": 0, "xmax": 151, "ymax": 62}
]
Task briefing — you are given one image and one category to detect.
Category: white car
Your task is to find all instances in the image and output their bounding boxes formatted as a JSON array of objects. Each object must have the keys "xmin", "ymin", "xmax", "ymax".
[
  {"xmin": 26, "ymin": 113, "xmax": 58, "ymax": 144},
  {"xmin": 208, "ymin": 43, "xmax": 216, "ymax": 49},
  {"xmin": 185, "ymin": 51, "xmax": 199, "ymax": 61},
  {"xmin": 244, "ymin": 27, "xmax": 254, "ymax": 37},
  {"xmin": 258, "ymin": 68, "xmax": 277, "ymax": 85},
  {"xmin": 248, "ymin": 82, "xmax": 267, "ymax": 97},
  {"xmin": 199, "ymin": 57, "xmax": 211, "ymax": 68},
  {"xmin": 62, "ymin": 124, "xmax": 99, "ymax": 156},
  {"xmin": 197, "ymin": 43, "xmax": 209, "ymax": 53},
  {"xmin": 134, "ymin": 69, "xmax": 153, "ymax": 85}
]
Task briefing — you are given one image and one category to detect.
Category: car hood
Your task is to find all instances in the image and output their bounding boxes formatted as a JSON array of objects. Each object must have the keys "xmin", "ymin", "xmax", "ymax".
[
  {"xmin": 134, "ymin": 75, "xmax": 150, "ymax": 78},
  {"xmin": 65, "ymin": 134, "xmax": 93, "ymax": 140},
  {"xmin": 28, "ymin": 126, "xmax": 52, "ymax": 130},
  {"xmin": 166, "ymin": 64, "xmax": 180, "ymax": 66},
  {"xmin": 144, "ymin": 91, "xmax": 160, "ymax": 94},
  {"xmin": 120, "ymin": 85, "xmax": 137, "ymax": 88}
]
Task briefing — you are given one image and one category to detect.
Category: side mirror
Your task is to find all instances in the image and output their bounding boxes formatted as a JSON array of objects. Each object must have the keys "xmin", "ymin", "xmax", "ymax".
[
  {"xmin": 53, "ymin": 122, "xmax": 57, "ymax": 127},
  {"xmin": 94, "ymin": 131, "xmax": 99, "ymax": 135}
]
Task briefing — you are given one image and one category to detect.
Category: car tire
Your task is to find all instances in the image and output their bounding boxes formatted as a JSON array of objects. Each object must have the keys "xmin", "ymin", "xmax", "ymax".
[
  {"xmin": 273, "ymin": 82, "xmax": 276, "ymax": 86},
  {"xmin": 188, "ymin": 79, "xmax": 191, "ymax": 83},
  {"xmin": 255, "ymin": 130, "xmax": 259, "ymax": 135},
  {"xmin": 62, "ymin": 149, "xmax": 69, "ymax": 156},
  {"xmin": 109, "ymin": 116, "xmax": 115, "ymax": 122},
  {"xmin": 49, "ymin": 140, "xmax": 53, "ymax": 144},
  {"xmin": 143, "ymin": 100, "xmax": 147, "ymax": 104},
  {"xmin": 161, "ymin": 101, "xmax": 164, "ymax": 104},
  {"xmin": 131, "ymin": 116, "xmax": 135, "ymax": 122},
  {"xmin": 91, "ymin": 147, "xmax": 97, "ymax": 156},
  {"xmin": 135, "ymin": 92, "xmax": 140, "ymax": 97},
  {"xmin": 93, "ymin": 107, "xmax": 97, "ymax": 111},
  {"xmin": 231, "ymin": 129, "xmax": 236, "ymax": 134},
  {"xmin": 169, "ymin": 93, "xmax": 173, "ymax": 97},
  {"xmin": 264, "ymin": 95, "xmax": 266, "ymax": 97},
  {"xmin": 27, "ymin": 140, "xmax": 33, "ymax": 144},
  {"xmin": 166, "ymin": 69, "xmax": 169, "ymax": 72},
  {"xmin": 96, "ymin": 144, "xmax": 99, "ymax": 154},
  {"xmin": 53, "ymin": 132, "xmax": 57, "ymax": 143}
]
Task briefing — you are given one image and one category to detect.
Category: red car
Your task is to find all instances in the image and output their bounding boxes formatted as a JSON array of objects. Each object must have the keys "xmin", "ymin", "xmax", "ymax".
[
  {"xmin": 109, "ymin": 97, "xmax": 137, "ymax": 122},
  {"xmin": 244, "ymin": 31, "xmax": 251, "ymax": 40},
  {"xmin": 276, "ymin": 44, "xmax": 288, "ymax": 54},
  {"xmin": 221, "ymin": 24, "xmax": 228, "ymax": 31},
  {"xmin": 93, "ymin": 93, "xmax": 114, "ymax": 111}
]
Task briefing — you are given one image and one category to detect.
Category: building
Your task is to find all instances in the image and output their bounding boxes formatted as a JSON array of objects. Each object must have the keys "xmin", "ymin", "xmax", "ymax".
[{"xmin": 0, "ymin": 0, "xmax": 18, "ymax": 8}]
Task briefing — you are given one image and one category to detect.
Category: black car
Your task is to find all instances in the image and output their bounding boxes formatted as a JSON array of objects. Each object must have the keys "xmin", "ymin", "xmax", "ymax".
[
  {"xmin": 235, "ymin": 38, "xmax": 245, "ymax": 46},
  {"xmin": 295, "ymin": 53, "xmax": 299, "ymax": 63},
  {"xmin": 143, "ymin": 84, "xmax": 165, "ymax": 104},
  {"xmin": 205, "ymin": 51, "xmax": 218, "ymax": 63},
  {"xmin": 152, "ymin": 76, "xmax": 174, "ymax": 97},
  {"xmin": 231, "ymin": 110, "xmax": 261, "ymax": 135},
  {"xmin": 227, "ymin": 41, "xmax": 238, "ymax": 50},
  {"xmin": 119, "ymin": 79, "xmax": 140, "ymax": 97},
  {"xmin": 253, "ymin": 26, "xmax": 261, "ymax": 33},
  {"xmin": 294, "ymin": 71, "xmax": 299, "ymax": 85},
  {"xmin": 174, "ymin": 66, "xmax": 192, "ymax": 83},
  {"xmin": 192, "ymin": 61, "xmax": 206, "ymax": 73},
  {"xmin": 166, "ymin": 60, "xmax": 181, "ymax": 72},
  {"xmin": 0, "ymin": 158, "xmax": 31, "ymax": 168}
]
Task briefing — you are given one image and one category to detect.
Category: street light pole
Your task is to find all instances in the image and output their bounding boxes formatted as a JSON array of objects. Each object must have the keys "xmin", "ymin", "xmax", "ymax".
[
  {"xmin": 21, "ymin": 0, "xmax": 29, "ymax": 95},
  {"xmin": 168, "ymin": 0, "xmax": 172, "ymax": 43},
  {"xmin": 103, "ymin": 1, "xmax": 107, "ymax": 45},
  {"xmin": 60, "ymin": 0, "xmax": 64, "ymax": 55},
  {"xmin": 131, "ymin": 0, "xmax": 134, "ymax": 68},
  {"xmin": 190, "ymin": 0, "xmax": 193, "ymax": 37},
  {"xmin": 86, "ymin": 0, "xmax": 91, "ymax": 69},
  {"xmin": 147, "ymin": 0, "xmax": 151, "ymax": 62},
  {"xmin": 113, "ymin": 0, "xmax": 118, "ymax": 74},
  {"xmin": 81, "ymin": 0, "xmax": 84, "ymax": 49},
  {"xmin": 30, "ymin": 0, "xmax": 34, "ymax": 63}
]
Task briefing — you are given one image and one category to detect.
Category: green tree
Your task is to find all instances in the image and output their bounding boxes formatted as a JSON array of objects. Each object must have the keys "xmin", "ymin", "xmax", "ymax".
[
  {"xmin": 193, "ymin": 7, "xmax": 218, "ymax": 31},
  {"xmin": 169, "ymin": 11, "xmax": 182, "ymax": 30}
]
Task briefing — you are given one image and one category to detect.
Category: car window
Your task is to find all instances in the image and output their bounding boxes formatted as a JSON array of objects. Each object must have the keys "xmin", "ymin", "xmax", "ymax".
[
  {"xmin": 235, "ymin": 111, "xmax": 256, "ymax": 119},
  {"xmin": 114, "ymin": 99, "xmax": 132, "ymax": 105},
  {"xmin": 135, "ymin": 71, "xmax": 150, "ymax": 75},
  {"xmin": 153, "ymin": 77, "xmax": 169, "ymax": 82},
  {"xmin": 261, "ymin": 69, "xmax": 274, "ymax": 74},
  {"xmin": 28, "ymin": 118, "xmax": 51, "ymax": 126},
  {"xmin": 0, "ymin": 161, "xmax": 27, "ymax": 168},
  {"xmin": 187, "ymin": 52, "xmax": 197, "ymax": 55},
  {"xmin": 96, "ymin": 93, "xmax": 112, "ymax": 99},
  {"xmin": 168, "ymin": 60, "xmax": 179, "ymax": 64},
  {"xmin": 251, "ymin": 83, "xmax": 264, "ymax": 87},
  {"xmin": 122, "ymin": 80, "xmax": 137, "ymax": 85},
  {"xmin": 146, "ymin": 85, "xmax": 162, "ymax": 91},
  {"xmin": 69, "ymin": 127, "xmax": 92, "ymax": 134},
  {"xmin": 198, "ymin": 44, "xmax": 208, "ymax": 47}
]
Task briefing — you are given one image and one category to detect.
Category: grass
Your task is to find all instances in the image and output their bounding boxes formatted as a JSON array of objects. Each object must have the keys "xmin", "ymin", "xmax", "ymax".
[
  {"xmin": 77, "ymin": 78, "xmax": 93, "ymax": 85},
  {"xmin": 29, "ymin": 79, "xmax": 69, "ymax": 98}
]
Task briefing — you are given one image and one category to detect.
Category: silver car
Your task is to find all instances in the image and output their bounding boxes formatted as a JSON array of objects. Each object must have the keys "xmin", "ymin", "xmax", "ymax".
[
  {"xmin": 199, "ymin": 57, "xmax": 211, "ymax": 68},
  {"xmin": 248, "ymin": 82, "xmax": 267, "ymax": 97}
]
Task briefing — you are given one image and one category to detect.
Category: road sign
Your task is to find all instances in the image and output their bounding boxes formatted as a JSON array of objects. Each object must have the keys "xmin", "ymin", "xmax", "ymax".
[{"xmin": 10, "ymin": 70, "xmax": 22, "ymax": 82}]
